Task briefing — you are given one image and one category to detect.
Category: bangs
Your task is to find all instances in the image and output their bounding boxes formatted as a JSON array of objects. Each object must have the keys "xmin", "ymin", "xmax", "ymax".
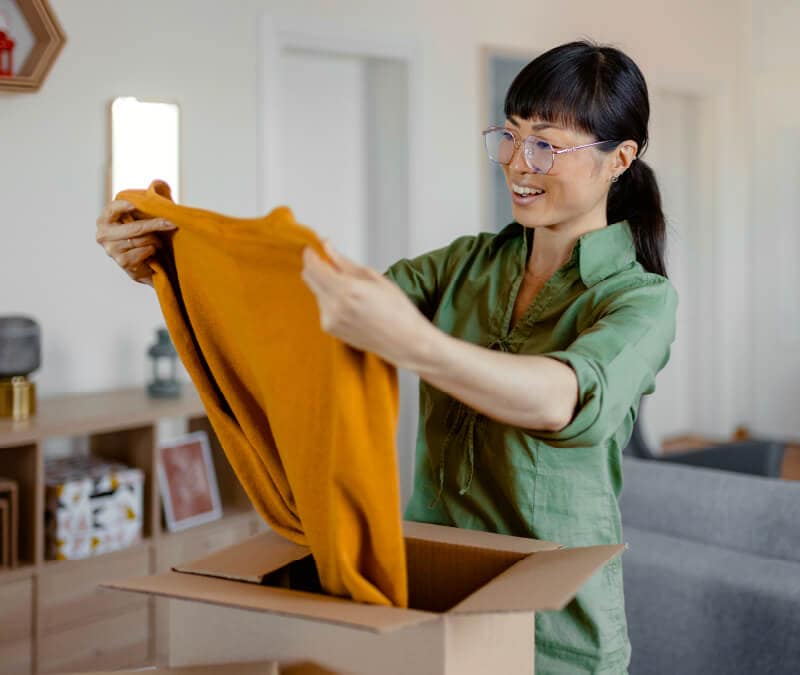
[{"xmin": 503, "ymin": 49, "xmax": 612, "ymax": 140}]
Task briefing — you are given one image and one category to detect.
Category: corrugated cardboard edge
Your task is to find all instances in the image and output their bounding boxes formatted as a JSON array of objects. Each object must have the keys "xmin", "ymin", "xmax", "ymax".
[
  {"xmin": 172, "ymin": 524, "xmax": 562, "ymax": 586},
  {"xmin": 173, "ymin": 529, "xmax": 311, "ymax": 582},
  {"xmin": 100, "ymin": 570, "xmax": 439, "ymax": 634},
  {"xmin": 451, "ymin": 543, "xmax": 625, "ymax": 613},
  {"xmin": 101, "ymin": 524, "xmax": 614, "ymax": 633},
  {"xmin": 403, "ymin": 520, "xmax": 562, "ymax": 553}
]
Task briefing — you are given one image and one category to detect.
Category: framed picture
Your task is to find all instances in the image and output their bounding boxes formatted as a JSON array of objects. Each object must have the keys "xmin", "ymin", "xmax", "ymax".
[{"xmin": 157, "ymin": 430, "xmax": 222, "ymax": 532}]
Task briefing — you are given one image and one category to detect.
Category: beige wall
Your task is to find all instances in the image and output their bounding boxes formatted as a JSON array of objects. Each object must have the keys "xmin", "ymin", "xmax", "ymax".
[{"xmin": 2, "ymin": 0, "xmax": 776, "ymax": 441}]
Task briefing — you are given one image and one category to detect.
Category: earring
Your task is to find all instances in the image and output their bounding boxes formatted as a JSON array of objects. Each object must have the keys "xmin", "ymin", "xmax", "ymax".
[{"xmin": 610, "ymin": 174, "xmax": 619, "ymax": 183}]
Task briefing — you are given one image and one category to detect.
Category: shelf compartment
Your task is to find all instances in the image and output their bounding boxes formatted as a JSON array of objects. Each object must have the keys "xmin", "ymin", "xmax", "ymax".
[
  {"xmin": 186, "ymin": 415, "xmax": 252, "ymax": 514},
  {"xmin": 37, "ymin": 602, "xmax": 150, "ymax": 674},
  {"xmin": 0, "ymin": 574, "xmax": 33, "ymax": 675},
  {"xmin": 0, "ymin": 442, "xmax": 41, "ymax": 567},
  {"xmin": 38, "ymin": 544, "xmax": 151, "ymax": 632},
  {"xmin": 37, "ymin": 544, "xmax": 152, "ymax": 673},
  {"xmin": 89, "ymin": 424, "xmax": 156, "ymax": 540}
]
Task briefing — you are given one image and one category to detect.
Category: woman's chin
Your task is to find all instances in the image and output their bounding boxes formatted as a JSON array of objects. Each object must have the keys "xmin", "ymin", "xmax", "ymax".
[{"xmin": 511, "ymin": 207, "xmax": 548, "ymax": 228}]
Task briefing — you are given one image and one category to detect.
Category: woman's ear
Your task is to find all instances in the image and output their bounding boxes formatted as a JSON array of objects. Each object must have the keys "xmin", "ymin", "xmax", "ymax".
[{"xmin": 610, "ymin": 140, "xmax": 639, "ymax": 180}]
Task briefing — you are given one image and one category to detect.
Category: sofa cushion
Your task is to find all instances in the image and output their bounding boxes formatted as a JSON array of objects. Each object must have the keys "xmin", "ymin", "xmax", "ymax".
[
  {"xmin": 622, "ymin": 524, "xmax": 800, "ymax": 675},
  {"xmin": 620, "ymin": 456, "xmax": 800, "ymax": 563}
]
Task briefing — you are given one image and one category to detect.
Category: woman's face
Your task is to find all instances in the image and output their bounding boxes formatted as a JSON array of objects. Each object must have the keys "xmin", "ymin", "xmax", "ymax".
[{"xmin": 501, "ymin": 115, "xmax": 634, "ymax": 230}]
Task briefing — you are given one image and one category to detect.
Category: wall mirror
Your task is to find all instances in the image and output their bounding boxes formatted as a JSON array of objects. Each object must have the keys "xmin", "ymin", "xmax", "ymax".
[{"xmin": 108, "ymin": 96, "xmax": 181, "ymax": 203}]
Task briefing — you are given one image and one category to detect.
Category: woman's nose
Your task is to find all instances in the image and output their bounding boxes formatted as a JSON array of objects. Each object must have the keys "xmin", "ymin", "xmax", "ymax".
[{"xmin": 509, "ymin": 140, "xmax": 531, "ymax": 173}]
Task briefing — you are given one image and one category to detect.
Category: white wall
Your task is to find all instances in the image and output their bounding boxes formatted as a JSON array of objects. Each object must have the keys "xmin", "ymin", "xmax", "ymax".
[
  {"xmin": 277, "ymin": 48, "xmax": 367, "ymax": 264},
  {"xmin": 749, "ymin": 0, "xmax": 800, "ymax": 438},
  {"xmin": 0, "ymin": 0, "xmax": 765, "ymax": 442}
]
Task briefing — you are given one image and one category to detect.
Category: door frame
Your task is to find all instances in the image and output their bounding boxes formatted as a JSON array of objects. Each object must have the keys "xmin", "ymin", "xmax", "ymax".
[
  {"xmin": 257, "ymin": 14, "xmax": 423, "ymax": 236},
  {"xmin": 257, "ymin": 15, "xmax": 424, "ymax": 504}
]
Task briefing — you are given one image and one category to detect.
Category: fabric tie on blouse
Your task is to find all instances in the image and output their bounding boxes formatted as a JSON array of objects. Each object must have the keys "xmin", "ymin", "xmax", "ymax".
[{"xmin": 429, "ymin": 334, "xmax": 512, "ymax": 506}]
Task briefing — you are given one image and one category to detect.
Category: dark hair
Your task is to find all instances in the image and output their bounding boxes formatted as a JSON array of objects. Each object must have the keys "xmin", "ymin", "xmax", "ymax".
[{"xmin": 504, "ymin": 39, "xmax": 667, "ymax": 278}]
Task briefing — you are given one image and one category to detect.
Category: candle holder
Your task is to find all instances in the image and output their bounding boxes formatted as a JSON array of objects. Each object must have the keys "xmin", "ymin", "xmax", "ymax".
[{"xmin": 0, "ymin": 316, "xmax": 40, "ymax": 420}]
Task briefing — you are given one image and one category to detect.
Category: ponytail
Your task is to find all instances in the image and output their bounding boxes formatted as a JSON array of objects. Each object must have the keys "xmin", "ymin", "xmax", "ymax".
[{"xmin": 607, "ymin": 157, "xmax": 668, "ymax": 278}]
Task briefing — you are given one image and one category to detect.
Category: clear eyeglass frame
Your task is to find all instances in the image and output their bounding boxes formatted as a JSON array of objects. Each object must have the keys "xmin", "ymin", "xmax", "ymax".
[{"xmin": 481, "ymin": 124, "xmax": 621, "ymax": 175}]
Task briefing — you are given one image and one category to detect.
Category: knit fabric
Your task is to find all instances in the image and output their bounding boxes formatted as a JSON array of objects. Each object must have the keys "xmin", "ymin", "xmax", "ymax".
[{"xmin": 116, "ymin": 179, "xmax": 408, "ymax": 607}]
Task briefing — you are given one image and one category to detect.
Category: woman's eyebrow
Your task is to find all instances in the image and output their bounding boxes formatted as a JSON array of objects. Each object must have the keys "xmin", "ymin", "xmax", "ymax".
[
  {"xmin": 531, "ymin": 122, "xmax": 563, "ymax": 131},
  {"xmin": 505, "ymin": 119, "xmax": 567, "ymax": 148}
]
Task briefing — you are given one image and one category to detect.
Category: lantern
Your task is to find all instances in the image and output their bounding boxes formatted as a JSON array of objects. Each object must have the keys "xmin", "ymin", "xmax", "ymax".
[
  {"xmin": 0, "ymin": 14, "xmax": 14, "ymax": 78},
  {"xmin": 146, "ymin": 327, "xmax": 182, "ymax": 398}
]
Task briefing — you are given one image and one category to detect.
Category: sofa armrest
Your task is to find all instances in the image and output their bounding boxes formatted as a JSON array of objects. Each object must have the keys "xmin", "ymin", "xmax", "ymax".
[{"xmin": 660, "ymin": 440, "xmax": 785, "ymax": 478}]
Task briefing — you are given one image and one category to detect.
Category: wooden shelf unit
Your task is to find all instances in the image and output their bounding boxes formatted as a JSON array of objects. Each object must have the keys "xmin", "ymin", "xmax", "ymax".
[{"xmin": 0, "ymin": 385, "xmax": 266, "ymax": 675}]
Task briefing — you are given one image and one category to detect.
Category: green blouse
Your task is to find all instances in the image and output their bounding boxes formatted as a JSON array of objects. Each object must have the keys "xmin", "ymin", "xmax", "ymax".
[{"xmin": 383, "ymin": 219, "xmax": 678, "ymax": 674}]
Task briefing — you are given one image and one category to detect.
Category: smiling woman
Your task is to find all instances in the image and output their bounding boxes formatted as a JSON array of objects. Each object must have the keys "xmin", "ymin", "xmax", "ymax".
[
  {"xmin": 302, "ymin": 38, "xmax": 677, "ymax": 675},
  {"xmin": 87, "ymin": 27, "xmax": 677, "ymax": 675}
]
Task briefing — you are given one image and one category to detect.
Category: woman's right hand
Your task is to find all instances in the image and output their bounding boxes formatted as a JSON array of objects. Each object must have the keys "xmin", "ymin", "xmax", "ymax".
[{"xmin": 95, "ymin": 200, "xmax": 177, "ymax": 286}]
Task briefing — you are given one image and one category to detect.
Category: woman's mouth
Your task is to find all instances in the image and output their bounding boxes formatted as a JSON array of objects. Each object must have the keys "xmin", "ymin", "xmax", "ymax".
[{"xmin": 510, "ymin": 182, "xmax": 546, "ymax": 206}]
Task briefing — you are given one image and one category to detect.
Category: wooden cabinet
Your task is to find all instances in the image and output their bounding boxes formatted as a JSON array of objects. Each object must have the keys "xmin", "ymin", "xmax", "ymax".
[
  {"xmin": 0, "ymin": 386, "xmax": 263, "ymax": 674},
  {"xmin": 0, "ymin": 573, "xmax": 33, "ymax": 675},
  {"xmin": 152, "ymin": 511, "xmax": 254, "ymax": 665}
]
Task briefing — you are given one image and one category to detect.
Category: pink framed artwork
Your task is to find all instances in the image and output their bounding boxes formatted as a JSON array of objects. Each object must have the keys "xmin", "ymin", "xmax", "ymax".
[{"xmin": 157, "ymin": 430, "xmax": 222, "ymax": 532}]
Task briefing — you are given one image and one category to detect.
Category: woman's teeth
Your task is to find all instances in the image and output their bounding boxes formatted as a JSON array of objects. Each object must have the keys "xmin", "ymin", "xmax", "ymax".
[{"xmin": 512, "ymin": 183, "xmax": 545, "ymax": 195}]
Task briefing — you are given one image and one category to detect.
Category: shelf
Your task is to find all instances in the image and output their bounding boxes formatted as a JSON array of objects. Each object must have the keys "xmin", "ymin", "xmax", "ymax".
[
  {"xmin": 0, "ymin": 0, "xmax": 66, "ymax": 93},
  {"xmin": 0, "ymin": 383, "xmax": 261, "ymax": 674},
  {"xmin": 0, "ymin": 442, "xmax": 40, "ymax": 567},
  {"xmin": 38, "ymin": 537, "xmax": 154, "ymax": 574},
  {"xmin": 158, "ymin": 504, "xmax": 255, "ymax": 538},
  {"xmin": 0, "ymin": 385, "xmax": 207, "ymax": 448},
  {"xmin": 0, "ymin": 561, "xmax": 35, "ymax": 584}
]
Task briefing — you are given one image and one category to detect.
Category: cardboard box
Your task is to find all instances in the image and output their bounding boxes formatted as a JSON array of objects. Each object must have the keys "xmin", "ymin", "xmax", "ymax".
[
  {"xmin": 44, "ymin": 454, "xmax": 144, "ymax": 560},
  {"xmin": 102, "ymin": 521, "xmax": 623, "ymax": 675}
]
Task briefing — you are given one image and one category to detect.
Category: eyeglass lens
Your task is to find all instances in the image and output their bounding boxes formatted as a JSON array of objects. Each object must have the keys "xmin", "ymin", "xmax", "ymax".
[{"xmin": 483, "ymin": 129, "xmax": 553, "ymax": 174}]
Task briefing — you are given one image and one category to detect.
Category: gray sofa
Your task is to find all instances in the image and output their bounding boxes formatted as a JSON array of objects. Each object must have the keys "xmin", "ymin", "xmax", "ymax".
[{"xmin": 619, "ymin": 455, "xmax": 800, "ymax": 675}]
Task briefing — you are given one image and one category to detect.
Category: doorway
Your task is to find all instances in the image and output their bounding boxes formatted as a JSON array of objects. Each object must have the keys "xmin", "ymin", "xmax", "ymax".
[{"xmin": 258, "ymin": 17, "xmax": 419, "ymax": 505}]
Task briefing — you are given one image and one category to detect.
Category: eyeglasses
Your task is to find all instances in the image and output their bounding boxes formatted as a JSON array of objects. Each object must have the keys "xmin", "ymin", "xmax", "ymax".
[{"xmin": 482, "ymin": 125, "xmax": 619, "ymax": 175}]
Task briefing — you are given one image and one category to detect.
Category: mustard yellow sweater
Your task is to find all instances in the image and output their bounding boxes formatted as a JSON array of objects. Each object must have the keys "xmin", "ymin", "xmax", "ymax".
[{"xmin": 116, "ymin": 179, "xmax": 407, "ymax": 607}]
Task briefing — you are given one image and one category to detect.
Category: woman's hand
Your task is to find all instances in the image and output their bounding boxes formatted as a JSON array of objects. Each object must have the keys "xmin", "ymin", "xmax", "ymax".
[
  {"xmin": 300, "ymin": 241, "xmax": 436, "ymax": 369},
  {"xmin": 95, "ymin": 199, "xmax": 177, "ymax": 286}
]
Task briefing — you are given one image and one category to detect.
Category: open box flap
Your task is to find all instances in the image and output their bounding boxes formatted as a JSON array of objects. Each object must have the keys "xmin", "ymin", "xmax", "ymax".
[
  {"xmin": 451, "ymin": 543, "xmax": 625, "ymax": 614},
  {"xmin": 100, "ymin": 571, "xmax": 440, "ymax": 634},
  {"xmin": 172, "ymin": 524, "xmax": 562, "ymax": 586},
  {"xmin": 402, "ymin": 520, "xmax": 562, "ymax": 554},
  {"xmin": 173, "ymin": 529, "xmax": 311, "ymax": 583}
]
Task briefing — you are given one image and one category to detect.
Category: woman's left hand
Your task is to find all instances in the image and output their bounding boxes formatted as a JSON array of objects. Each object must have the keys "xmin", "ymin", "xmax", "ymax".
[{"xmin": 300, "ymin": 240, "xmax": 434, "ymax": 369}]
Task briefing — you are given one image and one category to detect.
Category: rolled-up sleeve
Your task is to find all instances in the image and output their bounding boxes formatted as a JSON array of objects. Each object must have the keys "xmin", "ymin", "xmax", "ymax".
[
  {"xmin": 535, "ymin": 279, "xmax": 678, "ymax": 448},
  {"xmin": 382, "ymin": 235, "xmax": 474, "ymax": 320}
]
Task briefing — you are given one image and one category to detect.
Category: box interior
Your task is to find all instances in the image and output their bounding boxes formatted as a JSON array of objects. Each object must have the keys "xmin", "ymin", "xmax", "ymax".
[
  {"xmin": 258, "ymin": 536, "xmax": 528, "ymax": 613},
  {"xmin": 102, "ymin": 522, "xmax": 624, "ymax": 633}
]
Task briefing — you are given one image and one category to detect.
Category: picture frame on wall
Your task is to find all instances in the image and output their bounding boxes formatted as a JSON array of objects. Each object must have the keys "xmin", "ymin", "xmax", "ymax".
[
  {"xmin": 0, "ymin": 0, "xmax": 66, "ymax": 92},
  {"xmin": 157, "ymin": 430, "xmax": 223, "ymax": 532}
]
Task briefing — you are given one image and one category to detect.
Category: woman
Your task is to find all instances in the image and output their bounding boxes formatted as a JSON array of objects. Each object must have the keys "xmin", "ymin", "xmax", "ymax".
[{"xmin": 97, "ymin": 39, "xmax": 677, "ymax": 674}]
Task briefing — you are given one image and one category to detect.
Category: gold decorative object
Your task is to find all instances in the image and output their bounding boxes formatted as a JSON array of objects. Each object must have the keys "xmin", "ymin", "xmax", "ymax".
[{"xmin": 0, "ymin": 375, "xmax": 36, "ymax": 419}]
